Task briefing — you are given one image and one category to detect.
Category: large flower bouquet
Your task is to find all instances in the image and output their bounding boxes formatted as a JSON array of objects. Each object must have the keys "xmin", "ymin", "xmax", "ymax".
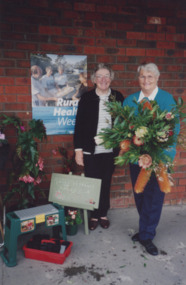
[{"xmin": 98, "ymin": 98, "xmax": 184, "ymax": 194}]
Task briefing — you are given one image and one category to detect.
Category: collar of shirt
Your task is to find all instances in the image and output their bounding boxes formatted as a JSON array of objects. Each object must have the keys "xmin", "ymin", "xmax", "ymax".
[
  {"xmin": 138, "ymin": 86, "xmax": 159, "ymax": 102},
  {"xmin": 96, "ymin": 88, "xmax": 111, "ymax": 99}
]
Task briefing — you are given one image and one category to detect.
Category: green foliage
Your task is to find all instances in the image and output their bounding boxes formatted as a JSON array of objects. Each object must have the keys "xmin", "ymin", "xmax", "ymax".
[
  {"xmin": 28, "ymin": 119, "xmax": 47, "ymax": 141},
  {"xmin": 0, "ymin": 115, "xmax": 47, "ymax": 209},
  {"xmin": 99, "ymin": 98, "xmax": 182, "ymax": 169},
  {"xmin": 65, "ymin": 208, "xmax": 83, "ymax": 226},
  {"xmin": 0, "ymin": 114, "xmax": 21, "ymax": 130},
  {"xmin": 58, "ymin": 146, "xmax": 75, "ymax": 174}
]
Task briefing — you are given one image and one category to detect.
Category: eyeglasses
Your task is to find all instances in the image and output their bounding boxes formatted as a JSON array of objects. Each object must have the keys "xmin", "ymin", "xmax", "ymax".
[
  {"xmin": 139, "ymin": 75, "xmax": 155, "ymax": 81},
  {"xmin": 95, "ymin": 75, "xmax": 111, "ymax": 79}
]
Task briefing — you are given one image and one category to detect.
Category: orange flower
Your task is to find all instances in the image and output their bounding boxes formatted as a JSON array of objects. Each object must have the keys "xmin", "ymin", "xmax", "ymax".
[
  {"xmin": 120, "ymin": 139, "xmax": 131, "ymax": 152},
  {"xmin": 142, "ymin": 101, "xmax": 153, "ymax": 111},
  {"xmin": 155, "ymin": 162, "xmax": 172, "ymax": 193},
  {"xmin": 141, "ymin": 99, "xmax": 156, "ymax": 118},
  {"xmin": 134, "ymin": 168, "xmax": 152, "ymax": 193}
]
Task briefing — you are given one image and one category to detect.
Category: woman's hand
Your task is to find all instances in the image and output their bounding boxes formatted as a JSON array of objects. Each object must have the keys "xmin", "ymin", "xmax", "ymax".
[{"xmin": 75, "ymin": 150, "xmax": 84, "ymax": 166}]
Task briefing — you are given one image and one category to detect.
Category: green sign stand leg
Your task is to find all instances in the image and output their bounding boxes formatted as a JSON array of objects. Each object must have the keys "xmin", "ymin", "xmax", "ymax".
[{"xmin": 83, "ymin": 209, "xmax": 89, "ymax": 235}]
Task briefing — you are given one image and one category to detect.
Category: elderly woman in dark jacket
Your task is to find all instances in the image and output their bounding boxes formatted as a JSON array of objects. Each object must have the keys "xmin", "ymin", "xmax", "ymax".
[{"xmin": 74, "ymin": 63, "xmax": 124, "ymax": 230}]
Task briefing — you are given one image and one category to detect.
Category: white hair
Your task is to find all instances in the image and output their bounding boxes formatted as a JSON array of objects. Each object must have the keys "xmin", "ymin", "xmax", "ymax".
[
  {"xmin": 137, "ymin": 63, "xmax": 160, "ymax": 77},
  {"xmin": 91, "ymin": 63, "xmax": 114, "ymax": 83}
]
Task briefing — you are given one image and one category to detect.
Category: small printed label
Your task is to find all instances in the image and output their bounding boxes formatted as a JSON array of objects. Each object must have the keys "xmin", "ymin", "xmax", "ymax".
[
  {"xmin": 46, "ymin": 214, "xmax": 59, "ymax": 226},
  {"xmin": 21, "ymin": 219, "xmax": 35, "ymax": 233},
  {"xmin": 35, "ymin": 214, "xmax": 45, "ymax": 224}
]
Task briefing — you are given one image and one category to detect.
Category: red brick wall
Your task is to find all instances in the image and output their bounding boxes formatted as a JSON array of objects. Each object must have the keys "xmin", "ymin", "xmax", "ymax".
[{"xmin": 0, "ymin": 0, "xmax": 186, "ymax": 208}]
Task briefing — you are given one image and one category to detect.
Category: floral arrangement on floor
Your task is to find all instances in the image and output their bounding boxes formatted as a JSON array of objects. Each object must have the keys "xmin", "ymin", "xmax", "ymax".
[
  {"xmin": 0, "ymin": 114, "xmax": 47, "ymax": 209},
  {"xmin": 65, "ymin": 208, "xmax": 82, "ymax": 226},
  {"xmin": 97, "ymin": 97, "xmax": 185, "ymax": 194}
]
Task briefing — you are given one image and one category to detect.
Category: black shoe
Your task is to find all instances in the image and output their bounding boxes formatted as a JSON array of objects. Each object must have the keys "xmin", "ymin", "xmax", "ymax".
[
  {"xmin": 139, "ymin": 239, "xmax": 158, "ymax": 256},
  {"xmin": 89, "ymin": 219, "xmax": 98, "ymax": 230},
  {"xmin": 132, "ymin": 233, "xmax": 140, "ymax": 242},
  {"xmin": 99, "ymin": 218, "xmax": 110, "ymax": 229}
]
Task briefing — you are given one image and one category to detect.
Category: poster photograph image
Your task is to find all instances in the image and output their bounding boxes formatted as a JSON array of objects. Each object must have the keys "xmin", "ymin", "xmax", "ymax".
[{"xmin": 31, "ymin": 54, "xmax": 87, "ymax": 135}]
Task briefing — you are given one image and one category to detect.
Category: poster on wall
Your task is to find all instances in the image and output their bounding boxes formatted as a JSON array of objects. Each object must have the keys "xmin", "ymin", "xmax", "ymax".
[{"xmin": 31, "ymin": 54, "xmax": 87, "ymax": 135}]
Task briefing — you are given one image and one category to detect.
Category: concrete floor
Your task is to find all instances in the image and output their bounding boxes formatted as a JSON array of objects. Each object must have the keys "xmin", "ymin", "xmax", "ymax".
[{"xmin": 0, "ymin": 204, "xmax": 186, "ymax": 285}]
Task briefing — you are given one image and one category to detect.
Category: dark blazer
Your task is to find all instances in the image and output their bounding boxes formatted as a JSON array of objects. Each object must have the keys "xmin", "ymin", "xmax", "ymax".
[{"xmin": 74, "ymin": 88, "xmax": 124, "ymax": 155}]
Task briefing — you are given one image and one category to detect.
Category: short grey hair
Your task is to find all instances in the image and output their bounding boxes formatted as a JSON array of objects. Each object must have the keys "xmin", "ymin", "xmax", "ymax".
[
  {"xmin": 137, "ymin": 63, "xmax": 160, "ymax": 77},
  {"xmin": 91, "ymin": 63, "xmax": 114, "ymax": 83}
]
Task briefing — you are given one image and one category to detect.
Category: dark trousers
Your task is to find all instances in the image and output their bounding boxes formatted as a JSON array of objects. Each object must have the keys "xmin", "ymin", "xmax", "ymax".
[
  {"xmin": 84, "ymin": 153, "xmax": 115, "ymax": 219},
  {"xmin": 129, "ymin": 164, "xmax": 165, "ymax": 240}
]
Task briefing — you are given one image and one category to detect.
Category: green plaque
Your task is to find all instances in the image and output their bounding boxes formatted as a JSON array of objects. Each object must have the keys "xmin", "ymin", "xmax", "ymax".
[{"xmin": 48, "ymin": 173, "xmax": 101, "ymax": 210}]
